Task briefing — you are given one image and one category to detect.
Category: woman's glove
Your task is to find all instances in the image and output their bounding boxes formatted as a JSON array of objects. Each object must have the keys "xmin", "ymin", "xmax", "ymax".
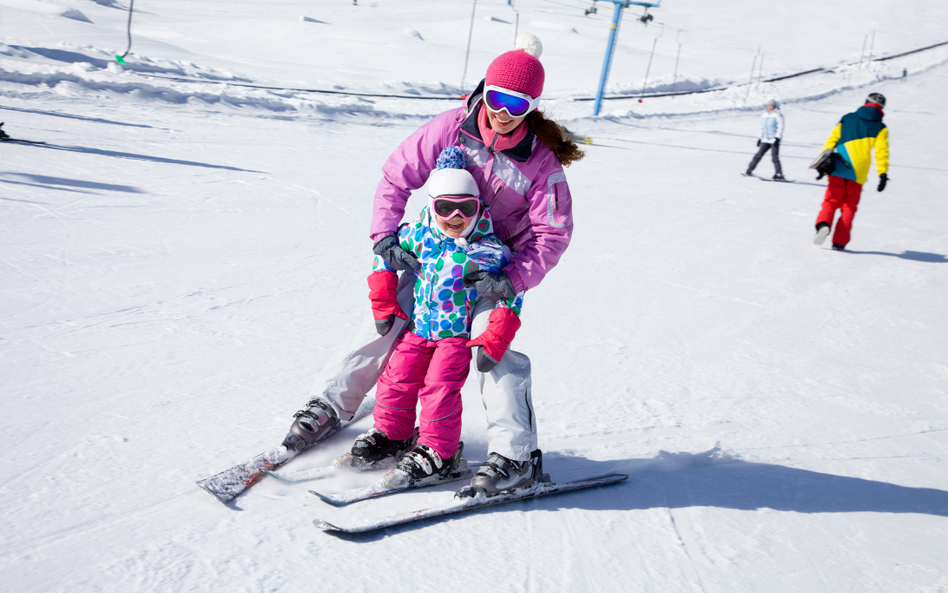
[
  {"xmin": 373, "ymin": 235, "xmax": 420, "ymax": 271},
  {"xmin": 367, "ymin": 271, "xmax": 407, "ymax": 336},
  {"xmin": 877, "ymin": 173, "xmax": 888, "ymax": 192},
  {"xmin": 466, "ymin": 308, "xmax": 522, "ymax": 372},
  {"xmin": 463, "ymin": 270, "xmax": 517, "ymax": 302}
]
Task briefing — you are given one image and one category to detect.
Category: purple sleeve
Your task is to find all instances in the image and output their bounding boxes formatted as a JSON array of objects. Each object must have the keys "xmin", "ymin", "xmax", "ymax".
[
  {"xmin": 369, "ymin": 108, "xmax": 464, "ymax": 242},
  {"xmin": 505, "ymin": 160, "xmax": 574, "ymax": 293}
]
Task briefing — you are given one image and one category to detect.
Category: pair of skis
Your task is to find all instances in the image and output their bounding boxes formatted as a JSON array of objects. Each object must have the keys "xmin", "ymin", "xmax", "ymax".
[
  {"xmin": 196, "ymin": 399, "xmax": 628, "ymax": 533},
  {"xmin": 277, "ymin": 456, "xmax": 627, "ymax": 534}
]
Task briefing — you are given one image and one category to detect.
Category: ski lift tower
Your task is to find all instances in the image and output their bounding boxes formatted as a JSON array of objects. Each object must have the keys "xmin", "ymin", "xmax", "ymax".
[{"xmin": 592, "ymin": 0, "xmax": 661, "ymax": 116}]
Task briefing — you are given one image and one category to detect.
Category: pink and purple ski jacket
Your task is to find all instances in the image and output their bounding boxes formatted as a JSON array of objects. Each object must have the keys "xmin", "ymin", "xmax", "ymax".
[{"xmin": 370, "ymin": 81, "xmax": 574, "ymax": 294}]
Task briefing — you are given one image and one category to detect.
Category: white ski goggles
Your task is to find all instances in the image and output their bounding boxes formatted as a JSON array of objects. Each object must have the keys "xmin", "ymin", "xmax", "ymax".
[{"xmin": 483, "ymin": 85, "xmax": 540, "ymax": 118}]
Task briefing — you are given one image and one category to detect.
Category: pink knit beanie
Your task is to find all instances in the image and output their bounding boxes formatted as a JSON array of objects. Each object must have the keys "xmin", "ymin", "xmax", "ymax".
[{"xmin": 485, "ymin": 33, "xmax": 545, "ymax": 99}]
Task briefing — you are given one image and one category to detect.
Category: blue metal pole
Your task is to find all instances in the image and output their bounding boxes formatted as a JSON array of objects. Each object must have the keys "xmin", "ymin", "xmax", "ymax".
[{"xmin": 593, "ymin": 2, "xmax": 625, "ymax": 116}]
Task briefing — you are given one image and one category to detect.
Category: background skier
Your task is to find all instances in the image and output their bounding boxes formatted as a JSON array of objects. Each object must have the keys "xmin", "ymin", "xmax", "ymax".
[
  {"xmin": 283, "ymin": 33, "xmax": 584, "ymax": 497},
  {"xmin": 813, "ymin": 92, "xmax": 889, "ymax": 250},
  {"xmin": 744, "ymin": 99, "xmax": 785, "ymax": 180}
]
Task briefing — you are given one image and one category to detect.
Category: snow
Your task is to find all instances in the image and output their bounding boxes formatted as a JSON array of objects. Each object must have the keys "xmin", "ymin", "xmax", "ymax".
[{"xmin": 1, "ymin": 0, "xmax": 947, "ymax": 591}]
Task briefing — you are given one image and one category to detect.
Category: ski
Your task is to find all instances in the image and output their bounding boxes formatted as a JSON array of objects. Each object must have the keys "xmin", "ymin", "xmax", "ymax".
[
  {"xmin": 0, "ymin": 123, "xmax": 45, "ymax": 144},
  {"xmin": 314, "ymin": 473, "xmax": 628, "ymax": 534},
  {"xmin": 196, "ymin": 398, "xmax": 374, "ymax": 505},
  {"xmin": 309, "ymin": 463, "xmax": 477, "ymax": 506},
  {"xmin": 266, "ymin": 454, "xmax": 399, "ymax": 484},
  {"xmin": 760, "ymin": 177, "xmax": 793, "ymax": 183},
  {"xmin": 0, "ymin": 137, "xmax": 46, "ymax": 145}
]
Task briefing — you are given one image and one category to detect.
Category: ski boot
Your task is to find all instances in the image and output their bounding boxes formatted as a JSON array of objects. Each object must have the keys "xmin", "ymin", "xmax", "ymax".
[
  {"xmin": 281, "ymin": 397, "xmax": 339, "ymax": 453},
  {"xmin": 832, "ymin": 243, "xmax": 846, "ymax": 251},
  {"xmin": 456, "ymin": 449, "xmax": 545, "ymax": 498},
  {"xmin": 381, "ymin": 442, "xmax": 466, "ymax": 489},
  {"xmin": 334, "ymin": 428, "xmax": 415, "ymax": 469},
  {"xmin": 773, "ymin": 173, "xmax": 787, "ymax": 182},
  {"xmin": 813, "ymin": 223, "xmax": 830, "ymax": 246}
]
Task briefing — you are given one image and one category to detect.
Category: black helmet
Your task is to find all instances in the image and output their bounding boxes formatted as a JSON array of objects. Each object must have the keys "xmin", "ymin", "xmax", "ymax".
[{"xmin": 866, "ymin": 92, "xmax": 886, "ymax": 108}]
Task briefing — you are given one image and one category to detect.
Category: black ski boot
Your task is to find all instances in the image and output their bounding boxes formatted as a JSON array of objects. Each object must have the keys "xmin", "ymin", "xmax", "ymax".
[
  {"xmin": 345, "ymin": 428, "xmax": 415, "ymax": 468},
  {"xmin": 281, "ymin": 397, "xmax": 339, "ymax": 453},
  {"xmin": 456, "ymin": 449, "xmax": 544, "ymax": 498}
]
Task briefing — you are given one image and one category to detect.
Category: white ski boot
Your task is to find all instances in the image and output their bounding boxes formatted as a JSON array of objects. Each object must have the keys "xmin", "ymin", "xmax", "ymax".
[{"xmin": 456, "ymin": 449, "xmax": 545, "ymax": 498}]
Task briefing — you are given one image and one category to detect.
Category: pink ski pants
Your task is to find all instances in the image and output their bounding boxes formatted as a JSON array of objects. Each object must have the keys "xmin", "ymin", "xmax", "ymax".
[{"xmin": 373, "ymin": 332, "xmax": 471, "ymax": 459}]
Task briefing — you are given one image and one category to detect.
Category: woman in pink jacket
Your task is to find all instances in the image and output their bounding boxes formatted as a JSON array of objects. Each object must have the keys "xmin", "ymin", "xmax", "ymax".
[{"xmin": 283, "ymin": 34, "xmax": 584, "ymax": 497}]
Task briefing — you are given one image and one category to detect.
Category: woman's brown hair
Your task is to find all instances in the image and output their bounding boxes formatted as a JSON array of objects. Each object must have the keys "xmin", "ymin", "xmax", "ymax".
[{"xmin": 525, "ymin": 110, "xmax": 586, "ymax": 167}]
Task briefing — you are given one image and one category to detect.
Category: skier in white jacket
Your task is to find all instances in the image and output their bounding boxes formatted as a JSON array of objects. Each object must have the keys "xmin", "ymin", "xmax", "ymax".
[{"xmin": 744, "ymin": 99, "xmax": 786, "ymax": 180}]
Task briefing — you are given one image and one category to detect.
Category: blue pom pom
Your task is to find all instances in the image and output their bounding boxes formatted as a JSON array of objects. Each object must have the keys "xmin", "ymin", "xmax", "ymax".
[{"xmin": 436, "ymin": 146, "xmax": 467, "ymax": 170}]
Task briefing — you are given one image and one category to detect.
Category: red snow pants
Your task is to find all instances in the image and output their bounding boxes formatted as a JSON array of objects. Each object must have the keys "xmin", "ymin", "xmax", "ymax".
[
  {"xmin": 816, "ymin": 175, "xmax": 863, "ymax": 248},
  {"xmin": 372, "ymin": 332, "xmax": 471, "ymax": 459}
]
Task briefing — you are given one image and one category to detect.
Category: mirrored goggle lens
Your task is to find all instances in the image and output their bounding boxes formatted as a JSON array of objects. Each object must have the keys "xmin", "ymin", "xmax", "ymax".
[
  {"xmin": 433, "ymin": 198, "xmax": 480, "ymax": 218},
  {"xmin": 485, "ymin": 90, "xmax": 532, "ymax": 116}
]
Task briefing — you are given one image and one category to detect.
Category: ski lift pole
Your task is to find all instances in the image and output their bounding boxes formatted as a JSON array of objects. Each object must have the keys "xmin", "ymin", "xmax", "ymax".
[
  {"xmin": 592, "ymin": 0, "xmax": 661, "ymax": 116},
  {"xmin": 460, "ymin": 0, "xmax": 478, "ymax": 92}
]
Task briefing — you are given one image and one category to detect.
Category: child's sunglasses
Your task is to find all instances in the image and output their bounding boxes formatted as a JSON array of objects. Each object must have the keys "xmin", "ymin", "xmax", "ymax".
[
  {"xmin": 484, "ymin": 85, "xmax": 540, "ymax": 118},
  {"xmin": 432, "ymin": 195, "xmax": 481, "ymax": 221}
]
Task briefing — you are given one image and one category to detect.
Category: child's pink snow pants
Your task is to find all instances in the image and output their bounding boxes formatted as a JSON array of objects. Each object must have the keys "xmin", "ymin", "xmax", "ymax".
[{"xmin": 373, "ymin": 332, "xmax": 471, "ymax": 459}]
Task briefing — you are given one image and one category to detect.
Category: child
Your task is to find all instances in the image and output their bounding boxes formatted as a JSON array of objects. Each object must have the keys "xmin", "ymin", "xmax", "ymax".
[{"xmin": 345, "ymin": 146, "xmax": 525, "ymax": 486}]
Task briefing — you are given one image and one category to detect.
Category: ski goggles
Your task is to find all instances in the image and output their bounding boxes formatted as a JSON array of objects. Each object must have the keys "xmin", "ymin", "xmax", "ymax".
[
  {"xmin": 432, "ymin": 195, "xmax": 481, "ymax": 221},
  {"xmin": 483, "ymin": 85, "xmax": 540, "ymax": 118}
]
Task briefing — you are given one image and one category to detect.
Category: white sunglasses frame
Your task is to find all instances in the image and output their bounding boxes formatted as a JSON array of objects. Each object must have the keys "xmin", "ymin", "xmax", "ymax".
[{"xmin": 483, "ymin": 85, "xmax": 541, "ymax": 118}]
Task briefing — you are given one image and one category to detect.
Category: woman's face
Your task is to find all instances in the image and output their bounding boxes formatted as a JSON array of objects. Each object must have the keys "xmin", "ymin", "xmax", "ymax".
[
  {"xmin": 435, "ymin": 214, "xmax": 471, "ymax": 238},
  {"xmin": 486, "ymin": 105, "xmax": 527, "ymax": 135}
]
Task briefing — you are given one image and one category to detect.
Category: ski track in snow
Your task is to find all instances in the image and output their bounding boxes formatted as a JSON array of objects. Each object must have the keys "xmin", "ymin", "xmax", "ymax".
[{"xmin": 2, "ymin": 1, "xmax": 948, "ymax": 592}]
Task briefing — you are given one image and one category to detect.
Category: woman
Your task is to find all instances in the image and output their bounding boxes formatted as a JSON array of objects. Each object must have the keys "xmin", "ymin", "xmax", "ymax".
[{"xmin": 284, "ymin": 33, "xmax": 584, "ymax": 497}]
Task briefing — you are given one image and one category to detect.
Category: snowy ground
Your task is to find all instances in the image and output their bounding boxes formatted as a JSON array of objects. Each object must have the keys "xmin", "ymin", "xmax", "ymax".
[{"xmin": 2, "ymin": 1, "xmax": 947, "ymax": 592}]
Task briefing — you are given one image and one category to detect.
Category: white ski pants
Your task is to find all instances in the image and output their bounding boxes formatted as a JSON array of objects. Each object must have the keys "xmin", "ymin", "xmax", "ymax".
[{"xmin": 314, "ymin": 272, "xmax": 538, "ymax": 462}]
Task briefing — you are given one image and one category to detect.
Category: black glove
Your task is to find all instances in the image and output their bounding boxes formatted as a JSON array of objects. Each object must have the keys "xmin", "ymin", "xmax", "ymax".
[
  {"xmin": 373, "ymin": 235, "xmax": 420, "ymax": 271},
  {"xmin": 773, "ymin": 138, "xmax": 780, "ymax": 146},
  {"xmin": 463, "ymin": 270, "xmax": 517, "ymax": 302},
  {"xmin": 756, "ymin": 139, "xmax": 761, "ymax": 147},
  {"xmin": 877, "ymin": 173, "xmax": 888, "ymax": 192}
]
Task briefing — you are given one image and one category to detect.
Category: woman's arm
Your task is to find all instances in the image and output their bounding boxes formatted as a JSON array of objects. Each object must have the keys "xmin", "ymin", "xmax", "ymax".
[{"xmin": 370, "ymin": 108, "xmax": 463, "ymax": 243}]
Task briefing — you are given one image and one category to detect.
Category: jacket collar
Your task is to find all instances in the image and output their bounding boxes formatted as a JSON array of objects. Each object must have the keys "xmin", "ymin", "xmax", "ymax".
[{"xmin": 460, "ymin": 79, "xmax": 535, "ymax": 163}]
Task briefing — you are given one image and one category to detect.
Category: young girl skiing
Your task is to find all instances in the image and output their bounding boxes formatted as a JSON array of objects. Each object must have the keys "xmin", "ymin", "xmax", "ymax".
[{"xmin": 344, "ymin": 146, "xmax": 525, "ymax": 487}]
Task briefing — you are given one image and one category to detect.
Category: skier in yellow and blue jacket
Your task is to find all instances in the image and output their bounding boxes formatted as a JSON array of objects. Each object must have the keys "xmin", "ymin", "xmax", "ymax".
[{"xmin": 813, "ymin": 93, "xmax": 889, "ymax": 250}]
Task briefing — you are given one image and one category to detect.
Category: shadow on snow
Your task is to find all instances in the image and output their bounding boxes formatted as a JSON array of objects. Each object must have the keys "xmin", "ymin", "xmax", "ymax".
[{"xmin": 336, "ymin": 447, "xmax": 948, "ymax": 540}]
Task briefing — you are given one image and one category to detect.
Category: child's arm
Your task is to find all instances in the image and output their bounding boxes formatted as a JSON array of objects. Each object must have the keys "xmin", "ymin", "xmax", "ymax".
[{"xmin": 368, "ymin": 221, "xmax": 424, "ymax": 335}]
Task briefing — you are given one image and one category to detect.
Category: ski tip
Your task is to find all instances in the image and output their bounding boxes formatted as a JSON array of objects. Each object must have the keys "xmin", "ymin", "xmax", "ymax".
[
  {"xmin": 313, "ymin": 519, "xmax": 343, "ymax": 532},
  {"xmin": 196, "ymin": 480, "xmax": 235, "ymax": 505},
  {"xmin": 309, "ymin": 490, "xmax": 346, "ymax": 506}
]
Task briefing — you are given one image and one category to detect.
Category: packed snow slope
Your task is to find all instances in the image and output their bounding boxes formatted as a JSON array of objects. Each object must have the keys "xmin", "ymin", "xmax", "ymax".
[{"xmin": 1, "ymin": 1, "xmax": 947, "ymax": 592}]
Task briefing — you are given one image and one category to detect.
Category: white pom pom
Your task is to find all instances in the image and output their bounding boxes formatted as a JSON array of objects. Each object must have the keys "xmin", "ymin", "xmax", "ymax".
[{"xmin": 515, "ymin": 33, "xmax": 543, "ymax": 59}]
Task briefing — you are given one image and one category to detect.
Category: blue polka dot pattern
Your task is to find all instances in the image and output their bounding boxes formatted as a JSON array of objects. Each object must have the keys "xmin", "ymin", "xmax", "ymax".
[{"xmin": 370, "ymin": 205, "xmax": 524, "ymax": 340}]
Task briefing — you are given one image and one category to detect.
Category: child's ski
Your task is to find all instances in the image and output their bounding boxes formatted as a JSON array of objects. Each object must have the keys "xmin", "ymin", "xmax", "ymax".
[
  {"xmin": 309, "ymin": 464, "xmax": 476, "ymax": 506},
  {"xmin": 313, "ymin": 473, "xmax": 628, "ymax": 534},
  {"xmin": 196, "ymin": 398, "xmax": 374, "ymax": 505},
  {"xmin": 266, "ymin": 454, "xmax": 399, "ymax": 483}
]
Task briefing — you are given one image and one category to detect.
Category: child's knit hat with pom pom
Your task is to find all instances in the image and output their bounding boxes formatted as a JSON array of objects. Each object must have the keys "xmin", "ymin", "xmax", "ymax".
[
  {"xmin": 485, "ymin": 33, "xmax": 545, "ymax": 99},
  {"xmin": 427, "ymin": 146, "xmax": 478, "ymax": 199}
]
